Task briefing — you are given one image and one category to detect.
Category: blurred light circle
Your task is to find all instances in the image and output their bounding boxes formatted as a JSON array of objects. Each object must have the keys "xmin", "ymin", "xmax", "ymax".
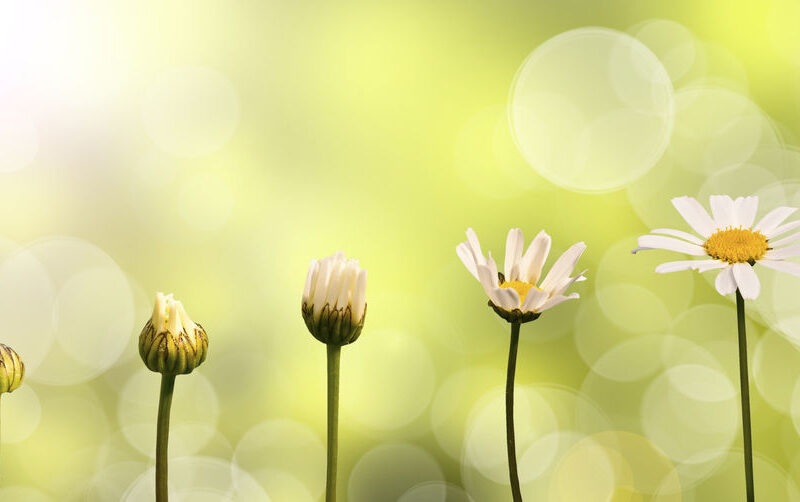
[
  {"xmin": 141, "ymin": 66, "xmax": 240, "ymax": 157},
  {"xmin": 463, "ymin": 386, "xmax": 557, "ymax": 484},
  {"xmin": 118, "ymin": 371, "xmax": 219, "ymax": 457},
  {"xmin": 233, "ymin": 419, "xmax": 325, "ymax": 500},
  {"xmin": 24, "ymin": 237, "xmax": 135, "ymax": 385},
  {"xmin": 641, "ymin": 365, "xmax": 737, "ymax": 470},
  {"xmin": 341, "ymin": 330, "xmax": 435, "ymax": 431},
  {"xmin": 669, "ymin": 86, "xmax": 769, "ymax": 174},
  {"xmin": 591, "ymin": 335, "xmax": 666, "ymax": 382},
  {"xmin": 123, "ymin": 456, "xmax": 269, "ymax": 501},
  {"xmin": 399, "ymin": 482, "xmax": 475, "ymax": 502},
  {"xmin": 596, "ymin": 283, "xmax": 671, "ymax": 335},
  {"xmin": 249, "ymin": 470, "xmax": 314, "ymax": 502},
  {"xmin": 0, "ymin": 246, "xmax": 56, "ymax": 373},
  {"xmin": 552, "ymin": 431, "xmax": 680, "ymax": 501},
  {"xmin": 597, "ymin": 234, "xmax": 694, "ymax": 319},
  {"xmin": 178, "ymin": 172, "xmax": 234, "ymax": 231},
  {"xmin": 348, "ymin": 443, "xmax": 443, "ymax": 502},
  {"xmin": 0, "ymin": 486, "xmax": 54, "ymax": 502},
  {"xmin": 81, "ymin": 461, "xmax": 149, "ymax": 502},
  {"xmin": 753, "ymin": 330, "xmax": 800, "ymax": 414},
  {"xmin": 683, "ymin": 451, "xmax": 799, "ymax": 501},
  {"xmin": 550, "ymin": 435, "xmax": 617, "ymax": 501},
  {"xmin": 2, "ymin": 384, "xmax": 42, "ymax": 443},
  {"xmin": 430, "ymin": 367, "xmax": 504, "ymax": 460},
  {"xmin": 0, "ymin": 110, "xmax": 39, "ymax": 172},
  {"xmin": 509, "ymin": 27, "xmax": 674, "ymax": 192},
  {"xmin": 454, "ymin": 105, "xmax": 543, "ymax": 199},
  {"xmin": 630, "ymin": 19, "xmax": 698, "ymax": 83},
  {"xmin": 697, "ymin": 163, "xmax": 781, "ymax": 206}
]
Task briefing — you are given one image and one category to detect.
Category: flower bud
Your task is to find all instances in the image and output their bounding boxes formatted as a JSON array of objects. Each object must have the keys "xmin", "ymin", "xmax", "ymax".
[
  {"xmin": 302, "ymin": 252, "xmax": 367, "ymax": 346},
  {"xmin": 0, "ymin": 344, "xmax": 24, "ymax": 394},
  {"xmin": 139, "ymin": 292, "xmax": 208, "ymax": 375}
]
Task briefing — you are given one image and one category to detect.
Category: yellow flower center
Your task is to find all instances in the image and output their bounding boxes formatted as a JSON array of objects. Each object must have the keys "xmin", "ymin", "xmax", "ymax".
[
  {"xmin": 499, "ymin": 280, "xmax": 541, "ymax": 303},
  {"xmin": 703, "ymin": 227, "xmax": 768, "ymax": 264}
]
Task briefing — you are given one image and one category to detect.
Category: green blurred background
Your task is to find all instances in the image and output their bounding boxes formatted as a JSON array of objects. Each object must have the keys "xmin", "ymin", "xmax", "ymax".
[{"xmin": 2, "ymin": 0, "xmax": 800, "ymax": 500}]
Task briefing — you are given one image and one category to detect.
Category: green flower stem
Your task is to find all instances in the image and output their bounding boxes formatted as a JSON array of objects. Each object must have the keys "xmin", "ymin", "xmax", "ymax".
[
  {"xmin": 736, "ymin": 290, "xmax": 755, "ymax": 501},
  {"xmin": 156, "ymin": 373, "xmax": 176, "ymax": 502},
  {"xmin": 326, "ymin": 344, "xmax": 341, "ymax": 502},
  {"xmin": 506, "ymin": 321, "xmax": 523, "ymax": 502}
]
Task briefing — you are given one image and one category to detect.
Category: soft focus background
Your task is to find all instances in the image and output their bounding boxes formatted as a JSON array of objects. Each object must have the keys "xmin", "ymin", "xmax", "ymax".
[{"xmin": 2, "ymin": 0, "xmax": 800, "ymax": 500}]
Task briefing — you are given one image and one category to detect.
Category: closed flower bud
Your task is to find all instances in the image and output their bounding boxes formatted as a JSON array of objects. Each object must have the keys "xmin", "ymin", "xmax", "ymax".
[
  {"xmin": 302, "ymin": 252, "xmax": 367, "ymax": 346},
  {"xmin": 139, "ymin": 292, "xmax": 208, "ymax": 375},
  {"xmin": 0, "ymin": 344, "xmax": 24, "ymax": 394}
]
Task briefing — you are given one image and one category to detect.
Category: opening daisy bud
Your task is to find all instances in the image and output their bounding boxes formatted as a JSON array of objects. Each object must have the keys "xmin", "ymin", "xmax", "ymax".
[
  {"xmin": 0, "ymin": 344, "xmax": 24, "ymax": 394},
  {"xmin": 302, "ymin": 252, "xmax": 367, "ymax": 346},
  {"xmin": 139, "ymin": 292, "xmax": 209, "ymax": 375},
  {"xmin": 457, "ymin": 228, "xmax": 586, "ymax": 324}
]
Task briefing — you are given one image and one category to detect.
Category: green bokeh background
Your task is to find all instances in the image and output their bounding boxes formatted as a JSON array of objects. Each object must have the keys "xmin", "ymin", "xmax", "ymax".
[{"xmin": 2, "ymin": 0, "xmax": 800, "ymax": 500}]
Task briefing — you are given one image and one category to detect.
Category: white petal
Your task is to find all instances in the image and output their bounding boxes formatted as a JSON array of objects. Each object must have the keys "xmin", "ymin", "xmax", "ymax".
[
  {"xmin": 352, "ymin": 269, "xmax": 367, "ymax": 320},
  {"xmin": 672, "ymin": 196, "xmax": 717, "ymax": 238},
  {"xmin": 551, "ymin": 270, "xmax": 586, "ymax": 297},
  {"xmin": 651, "ymin": 228, "xmax": 704, "ymax": 245},
  {"xmin": 312, "ymin": 259, "xmax": 331, "ymax": 308},
  {"xmin": 539, "ymin": 242, "xmax": 586, "ymax": 292},
  {"xmin": 466, "ymin": 228, "xmax": 486, "ymax": 265},
  {"xmin": 476, "ymin": 264, "xmax": 500, "ymax": 297},
  {"xmin": 492, "ymin": 287, "xmax": 520, "ymax": 310},
  {"xmin": 504, "ymin": 228, "xmax": 524, "ymax": 281},
  {"xmin": 457, "ymin": 242, "xmax": 479, "ymax": 280},
  {"xmin": 715, "ymin": 267, "xmax": 736, "ymax": 296},
  {"xmin": 734, "ymin": 196, "xmax": 759, "ymax": 228},
  {"xmin": 636, "ymin": 235, "xmax": 706, "ymax": 256},
  {"xmin": 768, "ymin": 231, "xmax": 800, "ymax": 248},
  {"xmin": 487, "ymin": 252, "xmax": 500, "ymax": 285},
  {"xmin": 765, "ymin": 244, "xmax": 800, "ymax": 260},
  {"xmin": 334, "ymin": 261, "xmax": 358, "ymax": 309},
  {"xmin": 766, "ymin": 219, "xmax": 800, "ymax": 239},
  {"xmin": 302, "ymin": 259, "xmax": 319, "ymax": 303},
  {"xmin": 520, "ymin": 230, "xmax": 551, "ymax": 285},
  {"xmin": 732, "ymin": 263, "xmax": 760, "ymax": 299},
  {"xmin": 655, "ymin": 260, "xmax": 727, "ymax": 273},
  {"xmin": 536, "ymin": 293, "xmax": 579, "ymax": 312},
  {"xmin": 521, "ymin": 288, "xmax": 548, "ymax": 312},
  {"xmin": 755, "ymin": 207, "xmax": 798, "ymax": 234},
  {"xmin": 710, "ymin": 195, "xmax": 736, "ymax": 228},
  {"xmin": 758, "ymin": 259, "xmax": 800, "ymax": 278}
]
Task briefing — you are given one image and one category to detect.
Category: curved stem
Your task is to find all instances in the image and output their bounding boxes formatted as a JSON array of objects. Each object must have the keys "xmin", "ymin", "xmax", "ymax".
[
  {"xmin": 326, "ymin": 344, "xmax": 341, "ymax": 502},
  {"xmin": 736, "ymin": 290, "xmax": 755, "ymax": 501},
  {"xmin": 506, "ymin": 322, "xmax": 523, "ymax": 502},
  {"xmin": 156, "ymin": 374, "xmax": 176, "ymax": 502}
]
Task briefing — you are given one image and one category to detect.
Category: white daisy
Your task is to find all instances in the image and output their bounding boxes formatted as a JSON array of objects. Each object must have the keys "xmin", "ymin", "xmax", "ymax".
[
  {"xmin": 457, "ymin": 227, "xmax": 586, "ymax": 322},
  {"xmin": 633, "ymin": 195, "xmax": 800, "ymax": 299}
]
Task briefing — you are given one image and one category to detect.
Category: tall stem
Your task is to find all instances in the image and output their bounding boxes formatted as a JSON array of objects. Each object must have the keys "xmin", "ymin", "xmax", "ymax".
[
  {"xmin": 156, "ymin": 374, "xmax": 176, "ymax": 502},
  {"xmin": 505, "ymin": 322, "xmax": 523, "ymax": 502},
  {"xmin": 326, "ymin": 344, "xmax": 341, "ymax": 502},
  {"xmin": 736, "ymin": 290, "xmax": 755, "ymax": 502}
]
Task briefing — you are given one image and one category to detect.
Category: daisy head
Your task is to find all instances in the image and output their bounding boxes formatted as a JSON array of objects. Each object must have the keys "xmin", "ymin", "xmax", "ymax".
[
  {"xmin": 633, "ymin": 195, "xmax": 800, "ymax": 300},
  {"xmin": 457, "ymin": 228, "xmax": 587, "ymax": 324}
]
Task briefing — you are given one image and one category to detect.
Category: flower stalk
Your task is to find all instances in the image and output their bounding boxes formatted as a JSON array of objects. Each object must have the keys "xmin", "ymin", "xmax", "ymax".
[
  {"xmin": 736, "ymin": 289, "xmax": 755, "ymax": 502},
  {"xmin": 326, "ymin": 344, "xmax": 341, "ymax": 502},
  {"xmin": 505, "ymin": 322, "xmax": 523, "ymax": 502},
  {"xmin": 156, "ymin": 374, "xmax": 176, "ymax": 502}
]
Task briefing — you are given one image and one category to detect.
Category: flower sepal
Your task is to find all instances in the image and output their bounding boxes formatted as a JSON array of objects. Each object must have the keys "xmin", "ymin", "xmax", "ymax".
[
  {"xmin": 488, "ymin": 300, "xmax": 541, "ymax": 324},
  {"xmin": 302, "ymin": 301, "xmax": 366, "ymax": 347}
]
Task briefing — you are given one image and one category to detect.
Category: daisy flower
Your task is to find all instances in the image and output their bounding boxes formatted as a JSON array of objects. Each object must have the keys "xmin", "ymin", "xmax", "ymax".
[
  {"xmin": 456, "ymin": 227, "xmax": 586, "ymax": 502},
  {"xmin": 634, "ymin": 195, "xmax": 800, "ymax": 299},
  {"xmin": 457, "ymin": 227, "xmax": 586, "ymax": 323}
]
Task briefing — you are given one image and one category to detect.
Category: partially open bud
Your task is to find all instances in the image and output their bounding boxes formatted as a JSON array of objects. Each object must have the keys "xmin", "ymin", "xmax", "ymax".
[
  {"xmin": 139, "ymin": 293, "xmax": 208, "ymax": 375},
  {"xmin": 0, "ymin": 344, "xmax": 24, "ymax": 394},
  {"xmin": 302, "ymin": 252, "xmax": 367, "ymax": 346}
]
